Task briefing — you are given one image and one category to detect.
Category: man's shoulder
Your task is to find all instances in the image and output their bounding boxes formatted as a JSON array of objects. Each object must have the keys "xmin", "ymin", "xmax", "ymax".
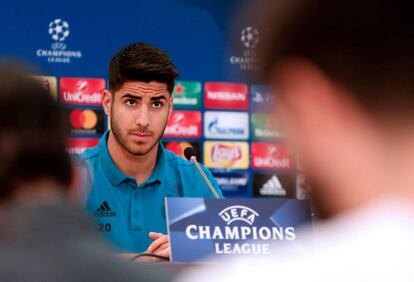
[
  {"xmin": 162, "ymin": 148, "xmax": 215, "ymax": 180},
  {"xmin": 71, "ymin": 146, "xmax": 101, "ymax": 174},
  {"xmin": 163, "ymin": 148, "xmax": 193, "ymax": 168}
]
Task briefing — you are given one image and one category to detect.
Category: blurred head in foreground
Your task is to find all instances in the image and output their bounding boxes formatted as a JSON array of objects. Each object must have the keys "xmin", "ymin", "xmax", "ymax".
[
  {"xmin": 258, "ymin": 0, "xmax": 414, "ymax": 217},
  {"xmin": 0, "ymin": 64, "xmax": 71, "ymax": 204}
]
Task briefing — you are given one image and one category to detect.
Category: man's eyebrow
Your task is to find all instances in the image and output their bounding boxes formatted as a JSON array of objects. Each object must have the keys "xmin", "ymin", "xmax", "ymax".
[
  {"xmin": 150, "ymin": 95, "xmax": 167, "ymax": 101},
  {"xmin": 121, "ymin": 93, "xmax": 142, "ymax": 99}
]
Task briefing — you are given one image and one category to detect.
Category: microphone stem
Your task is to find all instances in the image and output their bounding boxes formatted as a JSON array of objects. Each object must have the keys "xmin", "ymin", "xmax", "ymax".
[{"xmin": 191, "ymin": 158, "xmax": 221, "ymax": 199}]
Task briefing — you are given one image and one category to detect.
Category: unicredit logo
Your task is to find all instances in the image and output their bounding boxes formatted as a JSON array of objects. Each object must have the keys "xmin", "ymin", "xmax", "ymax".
[
  {"xmin": 63, "ymin": 91, "xmax": 102, "ymax": 104},
  {"xmin": 60, "ymin": 78, "xmax": 105, "ymax": 106},
  {"xmin": 211, "ymin": 144, "xmax": 242, "ymax": 162},
  {"xmin": 164, "ymin": 125, "xmax": 198, "ymax": 136},
  {"xmin": 253, "ymin": 146, "xmax": 290, "ymax": 169},
  {"xmin": 207, "ymin": 91, "xmax": 246, "ymax": 101},
  {"xmin": 165, "ymin": 114, "xmax": 197, "ymax": 136},
  {"xmin": 254, "ymin": 157, "xmax": 290, "ymax": 168},
  {"xmin": 165, "ymin": 111, "xmax": 201, "ymax": 138}
]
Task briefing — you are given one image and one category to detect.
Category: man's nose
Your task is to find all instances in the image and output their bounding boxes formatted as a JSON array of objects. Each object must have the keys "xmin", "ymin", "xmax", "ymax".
[{"xmin": 135, "ymin": 105, "xmax": 150, "ymax": 128}]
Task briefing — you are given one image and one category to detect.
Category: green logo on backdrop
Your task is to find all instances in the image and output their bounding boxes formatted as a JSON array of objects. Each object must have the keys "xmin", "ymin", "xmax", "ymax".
[
  {"xmin": 251, "ymin": 113, "xmax": 283, "ymax": 139},
  {"xmin": 173, "ymin": 81, "xmax": 202, "ymax": 109}
]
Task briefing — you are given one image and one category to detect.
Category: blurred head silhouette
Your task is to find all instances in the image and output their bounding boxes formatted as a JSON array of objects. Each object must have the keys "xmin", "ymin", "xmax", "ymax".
[
  {"xmin": 258, "ymin": 0, "xmax": 414, "ymax": 217},
  {"xmin": 0, "ymin": 63, "xmax": 71, "ymax": 204}
]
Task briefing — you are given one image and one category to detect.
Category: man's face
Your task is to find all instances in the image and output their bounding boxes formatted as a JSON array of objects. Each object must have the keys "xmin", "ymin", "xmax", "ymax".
[{"xmin": 104, "ymin": 81, "xmax": 173, "ymax": 156}]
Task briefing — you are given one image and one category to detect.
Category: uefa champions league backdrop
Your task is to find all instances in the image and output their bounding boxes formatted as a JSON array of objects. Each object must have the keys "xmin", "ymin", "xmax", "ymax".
[{"xmin": 0, "ymin": 0, "xmax": 307, "ymax": 199}]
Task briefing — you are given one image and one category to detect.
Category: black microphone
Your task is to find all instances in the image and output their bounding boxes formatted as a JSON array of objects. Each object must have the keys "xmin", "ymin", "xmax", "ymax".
[
  {"xmin": 184, "ymin": 147, "xmax": 220, "ymax": 199},
  {"xmin": 184, "ymin": 147, "xmax": 196, "ymax": 161}
]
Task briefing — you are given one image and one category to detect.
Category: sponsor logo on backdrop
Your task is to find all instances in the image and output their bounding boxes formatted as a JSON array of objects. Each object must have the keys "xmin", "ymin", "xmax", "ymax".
[
  {"xmin": 173, "ymin": 81, "xmax": 202, "ymax": 108},
  {"xmin": 241, "ymin": 26, "xmax": 260, "ymax": 49},
  {"xmin": 36, "ymin": 19, "xmax": 82, "ymax": 64},
  {"xmin": 204, "ymin": 82, "xmax": 248, "ymax": 109},
  {"xmin": 204, "ymin": 111, "xmax": 249, "ymax": 140},
  {"xmin": 165, "ymin": 141, "xmax": 201, "ymax": 161},
  {"xmin": 164, "ymin": 111, "xmax": 201, "ymax": 138},
  {"xmin": 251, "ymin": 113, "xmax": 283, "ymax": 139},
  {"xmin": 251, "ymin": 143, "xmax": 293, "ymax": 170},
  {"xmin": 67, "ymin": 137, "xmax": 99, "ymax": 154},
  {"xmin": 66, "ymin": 108, "xmax": 105, "ymax": 135},
  {"xmin": 213, "ymin": 172, "xmax": 249, "ymax": 195},
  {"xmin": 250, "ymin": 85, "xmax": 275, "ymax": 111},
  {"xmin": 204, "ymin": 141, "xmax": 249, "ymax": 169},
  {"xmin": 260, "ymin": 176, "xmax": 286, "ymax": 196},
  {"xmin": 185, "ymin": 204, "xmax": 295, "ymax": 255},
  {"xmin": 253, "ymin": 173, "xmax": 296, "ymax": 198},
  {"xmin": 60, "ymin": 78, "xmax": 105, "ymax": 106},
  {"xmin": 229, "ymin": 26, "xmax": 260, "ymax": 71},
  {"xmin": 32, "ymin": 76, "xmax": 57, "ymax": 98}
]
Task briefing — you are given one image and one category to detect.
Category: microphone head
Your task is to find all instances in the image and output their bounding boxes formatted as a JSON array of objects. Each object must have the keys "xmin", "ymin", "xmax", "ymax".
[{"xmin": 184, "ymin": 147, "xmax": 197, "ymax": 161}]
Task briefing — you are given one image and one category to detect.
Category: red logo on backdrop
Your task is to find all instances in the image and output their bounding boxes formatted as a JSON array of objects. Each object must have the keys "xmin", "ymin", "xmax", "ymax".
[
  {"xmin": 251, "ymin": 143, "xmax": 293, "ymax": 170},
  {"xmin": 67, "ymin": 138, "xmax": 99, "ymax": 154},
  {"xmin": 164, "ymin": 111, "xmax": 201, "ymax": 138},
  {"xmin": 60, "ymin": 77, "xmax": 105, "ymax": 106},
  {"xmin": 204, "ymin": 82, "xmax": 248, "ymax": 110}
]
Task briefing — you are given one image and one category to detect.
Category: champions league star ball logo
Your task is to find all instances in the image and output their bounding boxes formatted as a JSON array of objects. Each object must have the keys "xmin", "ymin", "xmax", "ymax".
[
  {"xmin": 229, "ymin": 26, "xmax": 260, "ymax": 70},
  {"xmin": 36, "ymin": 18, "xmax": 82, "ymax": 63},
  {"xmin": 48, "ymin": 19, "xmax": 70, "ymax": 42},
  {"xmin": 241, "ymin": 26, "xmax": 259, "ymax": 49}
]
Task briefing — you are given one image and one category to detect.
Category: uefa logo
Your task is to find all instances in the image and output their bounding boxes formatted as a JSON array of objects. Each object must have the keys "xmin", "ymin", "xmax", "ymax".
[
  {"xmin": 241, "ymin": 26, "xmax": 259, "ymax": 49},
  {"xmin": 218, "ymin": 205, "xmax": 259, "ymax": 225},
  {"xmin": 48, "ymin": 19, "xmax": 70, "ymax": 42}
]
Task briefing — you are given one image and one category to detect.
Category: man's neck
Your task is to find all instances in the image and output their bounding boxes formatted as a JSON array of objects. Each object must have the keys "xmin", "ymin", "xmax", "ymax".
[{"xmin": 107, "ymin": 132, "xmax": 158, "ymax": 185}]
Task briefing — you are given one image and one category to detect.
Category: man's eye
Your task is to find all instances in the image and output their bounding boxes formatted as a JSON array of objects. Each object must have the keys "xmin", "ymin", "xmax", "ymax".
[
  {"xmin": 152, "ymin": 101, "xmax": 163, "ymax": 108},
  {"xmin": 126, "ymin": 99, "xmax": 136, "ymax": 106}
]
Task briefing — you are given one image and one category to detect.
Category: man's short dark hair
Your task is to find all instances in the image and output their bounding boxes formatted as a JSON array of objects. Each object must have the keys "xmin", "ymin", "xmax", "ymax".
[
  {"xmin": 258, "ymin": 0, "xmax": 414, "ymax": 117},
  {"xmin": 109, "ymin": 42, "xmax": 180, "ymax": 94},
  {"xmin": 0, "ymin": 65, "xmax": 72, "ymax": 201}
]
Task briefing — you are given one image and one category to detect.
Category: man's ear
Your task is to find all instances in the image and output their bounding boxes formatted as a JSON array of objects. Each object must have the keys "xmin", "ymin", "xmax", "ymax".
[
  {"xmin": 168, "ymin": 94, "xmax": 174, "ymax": 120},
  {"xmin": 102, "ymin": 90, "xmax": 112, "ymax": 116}
]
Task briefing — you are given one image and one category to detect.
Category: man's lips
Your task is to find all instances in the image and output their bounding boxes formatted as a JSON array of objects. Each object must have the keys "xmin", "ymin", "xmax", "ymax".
[{"xmin": 130, "ymin": 132, "xmax": 153, "ymax": 138}]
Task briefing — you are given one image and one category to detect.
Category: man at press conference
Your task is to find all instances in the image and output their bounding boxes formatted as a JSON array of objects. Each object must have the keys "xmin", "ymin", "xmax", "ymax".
[{"xmin": 77, "ymin": 42, "xmax": 223, "ymax": 259}]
